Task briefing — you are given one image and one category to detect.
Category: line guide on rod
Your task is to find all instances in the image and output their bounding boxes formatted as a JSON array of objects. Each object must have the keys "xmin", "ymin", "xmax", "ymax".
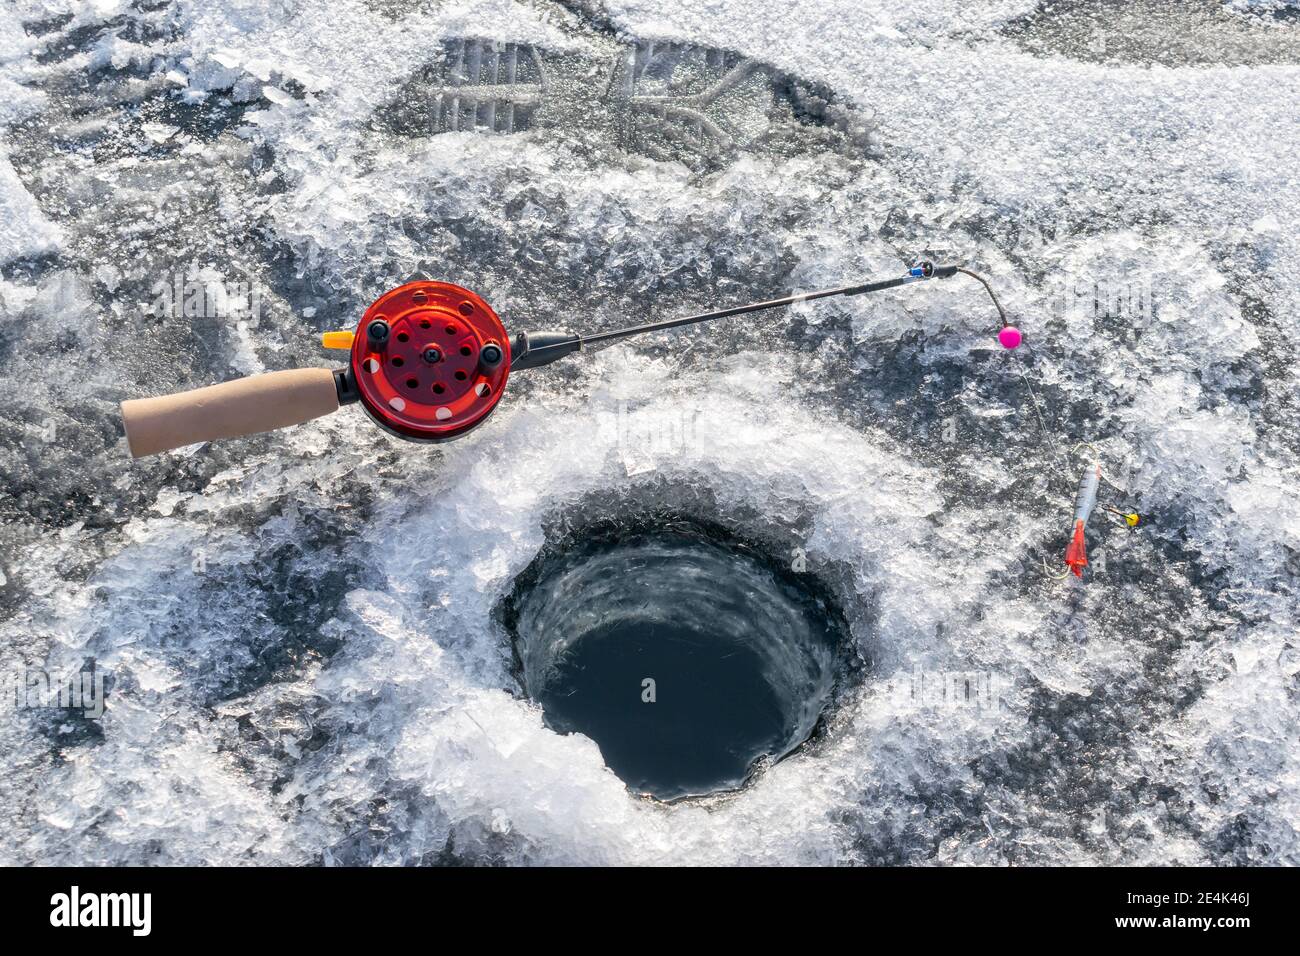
[{"xmin": 120, "ymin": 262, "xmax": 1019, "ymax": 457}]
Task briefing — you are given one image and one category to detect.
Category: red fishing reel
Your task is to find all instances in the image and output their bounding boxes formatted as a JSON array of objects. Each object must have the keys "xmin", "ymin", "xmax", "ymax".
[{"xmin": 346, "ymin": 280, "xmax": 511, "ymax": 442}]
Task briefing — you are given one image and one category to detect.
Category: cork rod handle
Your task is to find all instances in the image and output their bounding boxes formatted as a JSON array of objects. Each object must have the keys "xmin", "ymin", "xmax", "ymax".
[{"xmin": 121, "ymin": 367, "xmax": 341, "ymax": 458}]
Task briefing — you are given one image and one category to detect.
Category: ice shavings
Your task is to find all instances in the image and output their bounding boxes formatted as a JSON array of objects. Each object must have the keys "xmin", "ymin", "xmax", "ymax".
[{"xmin": 0, "ymin": 152, "xmax": 61, "ymax": 263}]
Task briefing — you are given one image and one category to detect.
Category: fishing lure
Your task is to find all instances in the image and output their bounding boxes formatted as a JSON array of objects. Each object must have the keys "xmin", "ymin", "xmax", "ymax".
[
  {"xmin": 1062, "ymin": 450, "xmax": 1140, "ymax": 579},
  {"xmin": 1064, "ymin": 457, "xmax": 1101, "ymax": 577}
]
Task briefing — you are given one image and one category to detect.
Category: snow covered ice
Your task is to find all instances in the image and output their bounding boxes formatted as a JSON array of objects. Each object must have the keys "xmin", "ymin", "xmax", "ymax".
[{"xmin": 1, "ymin": 0, "xmax": 1298, "ymax": 865}]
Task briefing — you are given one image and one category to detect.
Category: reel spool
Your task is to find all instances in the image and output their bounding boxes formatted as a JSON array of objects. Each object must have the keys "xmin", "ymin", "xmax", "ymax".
[{"xmin": 349, "ymin": 281, "xmax": 510, "ymax": 442}]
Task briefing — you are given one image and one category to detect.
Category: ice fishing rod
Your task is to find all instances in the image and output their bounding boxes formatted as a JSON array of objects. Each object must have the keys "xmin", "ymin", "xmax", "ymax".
[{"xmin": 120, "ymin": 262, "xmax": 1020, "ymax": 458}]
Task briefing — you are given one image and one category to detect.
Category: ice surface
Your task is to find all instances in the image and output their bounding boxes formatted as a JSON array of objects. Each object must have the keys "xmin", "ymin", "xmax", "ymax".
[
  {"xmin": 0, "ymin": 152, "xmax": 61, "ymax": 263},
  {"xmin": 1, "ymin": 0, "xmax": 1298, "ymax": 865}
]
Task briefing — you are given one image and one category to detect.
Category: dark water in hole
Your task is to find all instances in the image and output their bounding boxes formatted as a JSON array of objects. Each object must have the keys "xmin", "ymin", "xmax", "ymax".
[
  {"xmin": 506, "ymin": 521, "xmax": 849, "ymax": 801},
  {"xmin": 535, "ymin": 621, "xmax": 790, "ymax": 799}
]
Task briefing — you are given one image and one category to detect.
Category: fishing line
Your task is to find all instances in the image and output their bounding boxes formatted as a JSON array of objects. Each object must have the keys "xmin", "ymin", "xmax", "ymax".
[{"xmin": 1014, "ymin": 357, "xmax": 1073, "ymax": 485}]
